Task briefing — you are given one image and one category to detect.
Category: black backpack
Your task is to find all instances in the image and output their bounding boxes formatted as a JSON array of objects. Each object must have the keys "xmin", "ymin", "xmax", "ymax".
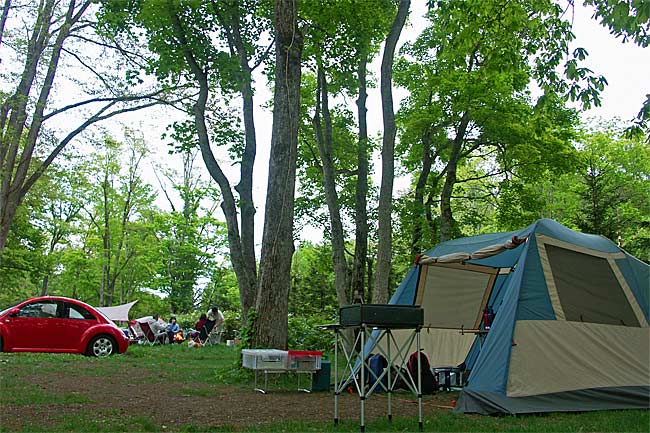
[{"xmin": 407, "ymin": 350, "xmax": 438, "ymax": 394}]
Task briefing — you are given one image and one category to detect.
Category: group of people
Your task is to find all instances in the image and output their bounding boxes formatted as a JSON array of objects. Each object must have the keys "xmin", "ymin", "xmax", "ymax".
[
  {"xmin": 132, "ymin": 306, "xmax": 224, "ymax": 346},
  {"xmin": 144, "ymin": 314, "xmax": 181, "ymax": 344},
  {"xmin": 188, "ymin": 306, "xmax": 224, "ymax": 343}
]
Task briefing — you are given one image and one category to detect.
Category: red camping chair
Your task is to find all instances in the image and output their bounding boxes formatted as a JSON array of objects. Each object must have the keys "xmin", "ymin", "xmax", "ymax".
[{"xmin": 139, "ymin": 321, "xmax": 167, "ymax": 345}]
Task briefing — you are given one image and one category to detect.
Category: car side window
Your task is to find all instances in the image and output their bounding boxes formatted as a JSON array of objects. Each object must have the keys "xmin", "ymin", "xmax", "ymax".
[
  {"xmin": 18, "ymin": 301, "xmax": 60, "ymax": 318},
  {"xmin": 67, "ymin": 303, "xmax": 95, "ymax": 320}
]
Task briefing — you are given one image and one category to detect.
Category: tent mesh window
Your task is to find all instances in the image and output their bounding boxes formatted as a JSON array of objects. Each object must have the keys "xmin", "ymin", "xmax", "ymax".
[
  {"xmin": 545, "ymin": 244, "xmax": 640, "ymax": 326},
  {"xmin": 419, "ymin": 265, "xmax": 493, "ymax": 328}
]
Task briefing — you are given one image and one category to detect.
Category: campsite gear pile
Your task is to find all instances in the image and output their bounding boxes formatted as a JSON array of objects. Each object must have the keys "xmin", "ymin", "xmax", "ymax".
[{"xmin": 383, "ymin": 218, "xmax": 648, "ymax": 415}]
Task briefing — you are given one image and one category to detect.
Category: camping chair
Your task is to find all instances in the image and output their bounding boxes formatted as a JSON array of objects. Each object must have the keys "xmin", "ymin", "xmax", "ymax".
[
  {"xmin": 127, "ymin": 324, "xmax": 143, "ymax": 345},
  {"xmin": 204, "ymin": 325, "xmax": 223, "ymax": 345},
  {"xmin": 194, "ymin": 322, "xmax": 222, "ymax": 345},
  {"xmin": 139, "ymin": 321, "xmax": 168, "ymax": 345}
]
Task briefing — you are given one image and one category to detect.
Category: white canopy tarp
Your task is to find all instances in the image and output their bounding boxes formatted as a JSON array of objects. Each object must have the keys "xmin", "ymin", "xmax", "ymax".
[{"xmin": 95, "ymin": 301, "xmax": 138, "ymax": 322}]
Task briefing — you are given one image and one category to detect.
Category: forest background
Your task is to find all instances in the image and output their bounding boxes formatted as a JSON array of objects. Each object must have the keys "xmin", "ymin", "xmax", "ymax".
[{"xmin": 0, "ymin": 0, "xmax": 648, "ymax": 348}]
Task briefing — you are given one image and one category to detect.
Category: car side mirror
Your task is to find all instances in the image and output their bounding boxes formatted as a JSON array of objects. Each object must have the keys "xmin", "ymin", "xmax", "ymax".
[{"xmin": 7, "ymin": 307, "xmax": 20, "ymax": 317}]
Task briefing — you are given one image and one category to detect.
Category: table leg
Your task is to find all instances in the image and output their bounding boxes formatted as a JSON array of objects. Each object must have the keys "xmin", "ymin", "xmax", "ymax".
[
  {"xmin": 360, "ymin": 327, "xmax": 365, "ymax": 433},
  {"xmin": 334, "ymin": 329, "xmax": 339, "ymax": 427},
  {"xmin": 387, "ymin": 329, "xmax": 392, "ymax": 423},
  {"xmin": 417, "ymin": 330, "xmax": 423, "ymax": 432}
]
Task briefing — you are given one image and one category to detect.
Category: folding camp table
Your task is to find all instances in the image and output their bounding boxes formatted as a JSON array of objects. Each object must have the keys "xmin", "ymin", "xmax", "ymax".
[
  {"xmin": 241, "ymin": 349, "xmax": 323, "ymax": 393},
  {"xmin": 323, "ymin": 304, "xmax": 425, "ymax": 432}
]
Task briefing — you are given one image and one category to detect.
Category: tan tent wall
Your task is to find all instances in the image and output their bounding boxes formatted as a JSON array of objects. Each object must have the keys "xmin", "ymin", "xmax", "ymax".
[
  {"xmin": 507, "ymin": 320, "xmax": 650, "ymax": 397},
  {"xmin": 377, "ymin": 328, "xmax": 476, "ymax": 368},
  {"xmin": 417, "ymin": 265, "xmax": 494, "ymax": 329}
]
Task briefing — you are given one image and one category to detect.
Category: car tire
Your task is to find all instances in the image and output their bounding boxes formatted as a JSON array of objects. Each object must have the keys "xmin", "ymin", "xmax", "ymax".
[
  {"xmin": 0, "ymin": 335, "xmax": 3, "ymax": 352},
  {"xmin": 87, "ymin": 335, "xmax": 116, "ymax": 357}
]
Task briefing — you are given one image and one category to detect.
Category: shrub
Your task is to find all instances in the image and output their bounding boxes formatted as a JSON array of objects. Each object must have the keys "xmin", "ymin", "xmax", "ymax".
[{"xmin": 287, "ymin": 306, "xmax": 336, "ymax": 351}]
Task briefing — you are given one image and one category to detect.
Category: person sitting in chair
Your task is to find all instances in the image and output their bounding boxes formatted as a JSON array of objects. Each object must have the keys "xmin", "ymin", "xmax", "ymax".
[
  {"xmin": 189, "ymin": 313, "xmax": 207, "ymax": 340},
  {"xmin": 166, "ymin": 316, "xmax": 181, "ymax": 344},
  {"xmin": 148, "ymin": 314, "xmax": 168, "ymax": 344}
]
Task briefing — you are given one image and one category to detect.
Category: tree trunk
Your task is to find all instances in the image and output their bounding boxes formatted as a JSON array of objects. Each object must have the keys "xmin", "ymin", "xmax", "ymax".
[
  {"xmin": 0, "ymin": 0, "xmax": 92, "ymax": 259},
  {"xmin": 40, "ymin": 275, "xmax": 50, "ymax": 297},
  {"xmin": 440, "ymin": 113, "xmax": 470, "ymax": 242},
  {"xmin": 0, "ymin": 0, "xmax": 11, "ymax": 47},
  {"xmin": 235, "ymin": 66, "xmax": 258, "ymax": 320},
  {"xmin": 373, "ymin": 0, "xmax": 410, "ymax": 304},
  {"xmin": 314, "ymin": 64, "xmax": 349, "ymax": 308},
  {"xmin": 167, "ymin": 5, "xmax": 258, "ymax": 320},
  {"xmin": 411, "ymin": 129, "xmax": 433, "ymax": 258},
  {"xmin": 228, "ymin": 5, "xmax": 258, "ymax": 320},
  {"xmin": 253, "ymin": 0, "xmax": 303, "ymax": 349},
  {"xmin": 100, "ymin": 164, "xmax": 110, "ymax": 307},
  {"xmin": 352, "ymin": 50, "xmax": 369, "ymax": 302},
  {"xmin": 0, "ymin": 0, "xmax": 56, "ymax": 258}
]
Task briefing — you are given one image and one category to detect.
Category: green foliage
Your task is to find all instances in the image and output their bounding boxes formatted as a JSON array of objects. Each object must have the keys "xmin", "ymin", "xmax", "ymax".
[
  {"xmin": 124, "ymin": 292, "xmax": 169, "ymax": 320},
  {"xmin": 571, "ymin": 125, "xmax": 650, "ymax": 259},
  {"xmin": 238, "ymin": 309, "xmax": 257, "ymax": 349},
  {"xmin": 395, "ymin": 0, "xmax": 583, "ymax": 248},
  {"xmin": 150, "ymin": 191, "xmax": 226, "ymax": 314},
  {"xmin": 493, "ymin": 121, "xmax": 650, "ymax": 261},
  {"xmin": 584, "ymin": 0, "xmax": 650, "ymax": 47},
  {"xmin": 287, "ymin": 307, "xmax": 337, "ymax": 351},
  {"xmin": 289, "ymin": 242, "xmax": 338, "ymax": 314},
  {"xmin": 201, "ymin": 266, "xmax": 241, "ymax": 312},
  {"xmin": 221, "ymin": 309, "xmax": 242, "ymax": 341}
]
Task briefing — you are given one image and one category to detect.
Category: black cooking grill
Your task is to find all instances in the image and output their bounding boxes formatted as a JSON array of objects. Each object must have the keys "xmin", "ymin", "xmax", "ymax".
[{"xmin": 339, "ymin": 304, "xmax": 423, "ymax": 328}]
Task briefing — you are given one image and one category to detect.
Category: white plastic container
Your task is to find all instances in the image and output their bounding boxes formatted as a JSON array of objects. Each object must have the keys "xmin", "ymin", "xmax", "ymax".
[
  {"xmin": 241, "ymin": 349, "xmax": 288, "ymax": 370},
  {"xmin": 287, "ymin": 350, "xmax": 323, "ymax": 371}
]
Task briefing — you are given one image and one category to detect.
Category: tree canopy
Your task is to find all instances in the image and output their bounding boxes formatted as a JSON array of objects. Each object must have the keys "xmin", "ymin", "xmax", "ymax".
[{"xmin": 1, "ymin": 0, "xmax": 647, "ymax": 348}]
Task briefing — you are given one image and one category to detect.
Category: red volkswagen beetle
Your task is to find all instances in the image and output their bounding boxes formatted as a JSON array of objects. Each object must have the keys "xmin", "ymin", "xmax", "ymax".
[{"xmin": 0, "ymin": 296, "xmax": 129, "ymax": 357}]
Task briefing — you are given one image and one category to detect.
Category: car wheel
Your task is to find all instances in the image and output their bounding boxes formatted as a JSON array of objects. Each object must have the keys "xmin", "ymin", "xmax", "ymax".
[
  {"xmin": 87, "ymin": 335, "xmax": 116, "ymax": 357},
  {"xmin": 0, "ymin": 335, "xmax": 3, "ymax": 352}
]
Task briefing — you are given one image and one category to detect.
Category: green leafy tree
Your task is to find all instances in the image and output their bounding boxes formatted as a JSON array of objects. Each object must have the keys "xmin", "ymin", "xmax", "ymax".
[
  {"xmin": 152, "ymin": 150, "xmax": 227, "ymax": 313},
  {"xmin": 395, "ymin": 0, "xmax": 585, "ymax": 252},
  {"xmin": 298, "ymin": 0, "xmax": 396, "ymax": 308},
  {"xmin": 572, "ymin": 125, "xmax": 650, "ymax": 259},
  {"xmin": 253, "ymin": 0, "xmax": 305, "ymax": 349},
  {"xmin": 98, "ymin": 0, "xmax": 270, "ymax": 321},
  {"xmin": 0, "ymin": 0, "xmax": 167, "ymax": 260},
  {"xmin": 289, "ymin": 241, "xmax": 337, "ymax": 316},
  {"xmin": 37, "ymin": 159, "xmax": 90, "ymax": 296},
  {"xmin": 374, "ymin": 0, "xmax": 411, "ymax": 303},
  {"xmin": 201, "ymin": 266, "xmax": 241, "ymax": 313},
  {"xmin": 296, "ymin": 0, "xmax": 393, "ymax": 306},
  {"xmin": 579, "ymin": 1, "xmax": 650, "ymax": 138},
  {"xmin": 0, "ymin": 187, "xmax": 48, "ymax": 305},
  {"xmin": 84, "ymin": 133, "xmax": 157, "ymax": 306}
]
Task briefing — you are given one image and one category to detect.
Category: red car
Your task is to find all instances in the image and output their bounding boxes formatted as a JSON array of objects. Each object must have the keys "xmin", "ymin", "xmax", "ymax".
[{"xmin": 0, "ymin": 296, "xmax": 129, "ymax": 357}]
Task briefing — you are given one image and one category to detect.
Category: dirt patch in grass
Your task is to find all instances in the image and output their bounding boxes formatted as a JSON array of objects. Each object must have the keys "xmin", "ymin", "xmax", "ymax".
[{"xmin": 1, "ymin": 365, "xmax": 457, "ymax": 430}]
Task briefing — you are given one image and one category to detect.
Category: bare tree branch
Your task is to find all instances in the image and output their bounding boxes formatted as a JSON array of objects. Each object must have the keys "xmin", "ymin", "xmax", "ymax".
[
  {"xmin": 42, "ymin": 89, "xmax": 171, "ymax": 121},
  {"xmin": 61, "ymin": 46, "xmax": 116, "ymax": 91},
  {"xmin": 22, "ymin": 98, "xmax": 165, "ymax": 195}
]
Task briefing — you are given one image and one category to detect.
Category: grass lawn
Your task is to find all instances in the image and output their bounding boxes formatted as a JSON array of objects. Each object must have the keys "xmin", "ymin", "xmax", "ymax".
[{"xmin": 0, "ymin": 345, "xmax": 647, "ymax": 432}]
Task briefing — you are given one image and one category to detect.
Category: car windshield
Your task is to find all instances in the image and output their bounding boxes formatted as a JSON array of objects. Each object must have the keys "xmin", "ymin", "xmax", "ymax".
[{"xmin": 0, "ymin": 301, "xmax": 21, "ymax": 316}]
